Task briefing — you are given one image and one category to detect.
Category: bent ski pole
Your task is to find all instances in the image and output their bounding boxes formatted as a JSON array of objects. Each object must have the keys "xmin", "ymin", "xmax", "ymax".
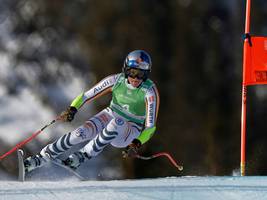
[
  {"xmin": 135, "ymin": 152, "xmax": 183, "ymax": 171},
  {"xmin": 0, "ymin": 119, "xmax": 58, "ymax": 160}
]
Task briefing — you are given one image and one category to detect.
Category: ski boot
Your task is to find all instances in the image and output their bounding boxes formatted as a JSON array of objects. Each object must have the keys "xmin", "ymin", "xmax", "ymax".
[
  {"xmin": 24, "ymin": 154, "xmax": 49, "ymax": 173},
  {"xmin": 63, "ymin": 152, "xmax": 91, "ymax": 170}
]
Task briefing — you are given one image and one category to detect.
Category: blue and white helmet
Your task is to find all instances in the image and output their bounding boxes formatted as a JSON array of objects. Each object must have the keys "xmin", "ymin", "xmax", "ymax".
[{"xmin": 123, "ymin": 50, "xmax": 152, "ymax": 80}]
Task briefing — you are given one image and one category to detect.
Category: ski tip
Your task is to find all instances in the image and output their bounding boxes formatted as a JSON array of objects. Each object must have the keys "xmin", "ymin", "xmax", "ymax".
[
  {"xmin": 18, "ymin": 149, "xmax": 24, "ymax": 156},
  {"xmin": 17, "ymin": 149, "xmax": 25, "ymax": 182}
]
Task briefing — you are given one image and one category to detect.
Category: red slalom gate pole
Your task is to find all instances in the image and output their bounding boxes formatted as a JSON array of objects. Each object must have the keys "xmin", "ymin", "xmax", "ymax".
[
  {"xmin": 135, "ymin": 152, "xmax": 183, "ymax": 171},
  {"xmin": 0, "ymin": 119, "xmax": 58, "ymax": 160},
  {"xmin": 240, "ymin": 0, "xmax": 251, "ymax": 176}
]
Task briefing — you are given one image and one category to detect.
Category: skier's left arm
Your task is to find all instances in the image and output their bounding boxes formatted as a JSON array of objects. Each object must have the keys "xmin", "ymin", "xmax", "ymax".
[
  {"xmin": 130, "ymin": 85, "xmax": 160, "ymax": 150},
  {"xmin": 123, "ymin": 85, "xmax": 160, "ymax": 157},
  {"xmin": 137, "ymin": 85, "xmax": 160, "ymax": 144},
  {"xmin": 124, "ymin": 85, "xmax": 160, "ymax": 157}
]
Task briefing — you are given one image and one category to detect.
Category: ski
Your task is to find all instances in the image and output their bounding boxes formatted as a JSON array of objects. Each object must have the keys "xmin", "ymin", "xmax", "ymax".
[
  {"xmin": 17, "ymin": 149, "xmax": 25, "ymax": 182},
  {"xmin": 50, "ymin": 158, "xmax": 86, "ymax": 181}
]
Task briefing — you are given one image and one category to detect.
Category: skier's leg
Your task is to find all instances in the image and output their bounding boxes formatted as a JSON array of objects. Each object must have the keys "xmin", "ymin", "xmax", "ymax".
[
  {"xmin": 110, "ymin": 121, "xmax": 142, "ymax": 148},
  {"xmin": 64, "ymin": 117, "xmax": 129, "ymax": 169},
  {"xmin": 24, "ymin": 109, "xmax": 112, "ymax": 172},
  {"xmin": 23, "ymin": 127, "xmax": 94, "ymax": 173}
]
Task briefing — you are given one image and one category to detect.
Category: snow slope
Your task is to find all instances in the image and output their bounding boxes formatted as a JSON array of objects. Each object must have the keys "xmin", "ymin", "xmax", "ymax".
[{"xmin": 1, "ymin": 176, "xmax": 267, "ymax": 200}]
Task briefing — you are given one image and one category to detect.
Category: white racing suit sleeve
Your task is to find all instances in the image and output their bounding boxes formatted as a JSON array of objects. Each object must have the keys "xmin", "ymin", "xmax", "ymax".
[
  {"xmin": 137, "ymin": 84, "xmax": 160, "ymax": 144},
  {"xmin": 70, "ymin": 74, "xmax": 120, "ymax": 109}
]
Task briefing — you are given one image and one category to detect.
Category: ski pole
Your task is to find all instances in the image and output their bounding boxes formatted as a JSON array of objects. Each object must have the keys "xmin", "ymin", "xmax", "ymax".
[
  {"xmin": 135, "ymin": 152, "xmax": 183, "ymax": 171},
  {"xmin": 0, "ymin": 118, "xmax": 58, "ymax": 160}
]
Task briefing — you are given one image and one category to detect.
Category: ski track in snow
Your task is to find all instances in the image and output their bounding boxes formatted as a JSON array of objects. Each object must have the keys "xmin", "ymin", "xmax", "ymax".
[{"xmin": 1, "ymin": 176, "xmax": 267, "ymax": 200}]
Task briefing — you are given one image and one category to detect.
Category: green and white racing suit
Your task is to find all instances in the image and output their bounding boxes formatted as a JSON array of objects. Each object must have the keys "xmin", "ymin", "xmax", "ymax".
[{"xmin": 41, "ymin": 73, "xmax": 160, "ymax": 158}]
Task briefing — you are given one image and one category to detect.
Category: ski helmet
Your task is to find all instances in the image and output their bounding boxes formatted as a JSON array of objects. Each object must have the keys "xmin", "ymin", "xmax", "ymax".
[{"xmin": 123, "ymin": 50, "xmax": 152, "ymax": 80}]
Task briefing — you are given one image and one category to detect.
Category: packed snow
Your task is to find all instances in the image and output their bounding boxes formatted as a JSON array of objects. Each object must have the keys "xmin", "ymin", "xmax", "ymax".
[{"xmin": 1, "ymin": 176, "xmax": 267, "ymax": 200}]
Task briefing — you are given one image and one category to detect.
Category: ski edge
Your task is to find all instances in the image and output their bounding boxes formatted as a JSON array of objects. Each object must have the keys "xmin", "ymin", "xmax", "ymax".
[{"xmin": 51, "ymin": 158, "xmax": 87, "ymax": 181}]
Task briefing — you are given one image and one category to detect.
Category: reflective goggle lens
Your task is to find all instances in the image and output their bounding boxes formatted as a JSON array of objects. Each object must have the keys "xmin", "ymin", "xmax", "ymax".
[{"xmin": 126, "ymin": 68, "xmax": 146, "ymax": 80}]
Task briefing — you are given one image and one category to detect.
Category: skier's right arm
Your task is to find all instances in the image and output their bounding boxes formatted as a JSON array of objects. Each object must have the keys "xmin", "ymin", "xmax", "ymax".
[{"xmin": 59, "ymin": 74, "xmax": 119, "ymax": 122}]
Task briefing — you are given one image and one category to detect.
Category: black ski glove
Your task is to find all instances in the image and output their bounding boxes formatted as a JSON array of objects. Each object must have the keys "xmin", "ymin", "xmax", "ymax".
[
  {"xmin": 122, "ymin": 139, "xmax": 142, "ymax": 158},
  {"xmin": 59, "ymin": 106, "xmax": 77, "ymax": 122}
]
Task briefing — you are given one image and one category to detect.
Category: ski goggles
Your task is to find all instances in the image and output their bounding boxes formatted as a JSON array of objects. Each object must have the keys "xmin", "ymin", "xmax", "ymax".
[{"xmin": 125, "ymin": 68, "xmax": 147, "ymax": 80}]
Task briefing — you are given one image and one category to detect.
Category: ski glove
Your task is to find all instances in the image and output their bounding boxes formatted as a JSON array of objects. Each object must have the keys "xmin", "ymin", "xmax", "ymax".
[
  {"xmin": 122, "ymin": 139, "xmax": 142, "ymax": 158},
  {"xmin": 59, "ymin": 106, "xmax": 77, "ymax": 122}
]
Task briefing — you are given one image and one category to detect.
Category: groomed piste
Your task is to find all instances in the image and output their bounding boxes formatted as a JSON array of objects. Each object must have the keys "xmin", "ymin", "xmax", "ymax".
[{"xmin": 1, "ymin": 176, "xmax": 267, "ymax": 200}]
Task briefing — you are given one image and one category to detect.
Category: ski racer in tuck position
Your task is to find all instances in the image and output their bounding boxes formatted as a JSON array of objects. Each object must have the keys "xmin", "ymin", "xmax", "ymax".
[{"xmin": 24, "ymin": 50, "xmax": 160, "ymax": 172}]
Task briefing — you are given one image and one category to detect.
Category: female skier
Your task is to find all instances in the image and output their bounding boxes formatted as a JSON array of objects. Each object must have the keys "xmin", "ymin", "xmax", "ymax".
[{"xmin": 24, "ymin": 50, "xmax": 160, "ymax": 172}]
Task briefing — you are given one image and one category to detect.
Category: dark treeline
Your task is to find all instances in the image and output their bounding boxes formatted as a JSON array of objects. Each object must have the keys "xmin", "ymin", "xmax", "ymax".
[{"xmin": 1, "ymin": 0, "xmax": 267, "ymax": 178}]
